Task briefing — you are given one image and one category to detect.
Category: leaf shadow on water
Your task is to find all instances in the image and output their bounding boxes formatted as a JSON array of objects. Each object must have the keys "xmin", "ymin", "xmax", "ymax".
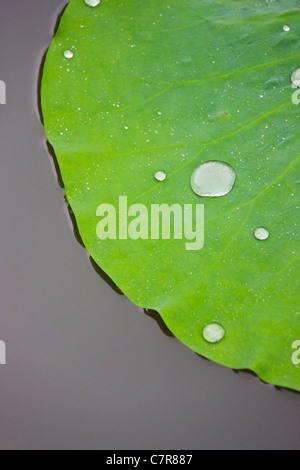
[
  {"xmin": 37, "ymin": 3, "xmax": 69, "ymax": 127},
  {"xmin": 89, "ymin": 257, "xmax": 124, "ymax": 296},
  {"xmin": 144, "ymin": 309, "xmax": 174, "ymax": 338}
]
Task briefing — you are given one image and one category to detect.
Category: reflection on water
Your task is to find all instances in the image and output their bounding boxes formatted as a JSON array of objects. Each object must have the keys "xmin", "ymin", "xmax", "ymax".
[
  {"xmin": 144, "ymin": 309, "xmax": 174, "ymax": 338},
  {"xmin": 89, "ymin": 257, "xmax": 124, "ymax": 296}
]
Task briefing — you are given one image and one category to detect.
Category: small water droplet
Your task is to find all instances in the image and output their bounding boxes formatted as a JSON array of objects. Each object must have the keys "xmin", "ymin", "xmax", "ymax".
[
  {"xmin": 264, "ymin": 77, "xmax": 283, "ymax": 89},
  {"xmin": 191, "ymin": 161, "xmax": 236, "ymax": 197},
  {"xmin": 216, "ymin": 110, "xmax": 229, "ymax": 116},
  {"xmin": 291, "ymin": 68, "xmax": 300, "ymax": 87},
  {"xmin": 210, "ymin": 110, "xmax": 230, "ymax": 121},
  {"xmin": 84, "ymin": 0, "xmax": 101, "ymax": 6},
  {"xmin": 64, "ymin": 50, "xmax": 74, "ymax": 59},
  {"xmin": 283, "ymin": 25, "xmax": 291, "ymax": 32},
  {"xmin": 255, "ymin": 227, "xmax": 270, "ymax": 241},
  {"xmin": 203, "ymin": 323, "xmax": 225, "ymax": 344},
  {"xmin": 181, "ymin": 56, "xmax": 193, "ymax": 64},
  {"xmin": 155, "ymin": 171, "xmax": 167, "ymax": 182}
]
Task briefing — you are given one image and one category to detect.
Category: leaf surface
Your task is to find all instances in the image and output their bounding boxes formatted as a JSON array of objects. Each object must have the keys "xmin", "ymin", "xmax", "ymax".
[{"xmin": 42, "ymin": 0, "xmax": 300, "ymax": 391}]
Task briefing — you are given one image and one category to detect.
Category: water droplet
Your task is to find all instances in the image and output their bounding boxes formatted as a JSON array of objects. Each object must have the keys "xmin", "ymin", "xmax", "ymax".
[
  {"xmin": 64, "ymin": 50, "xmax": 74, "ymax": 59},
  {"xmin": 84, "ymin": 0, "xmax": 101, "ymax": 6},
  {"xmin": 191, "ymin": 161, "xmax": 236, "ymax": 197},
  {"xmin": 216, "ymin": 110, "xmax": 229, "ymax": 117},
  {"xmin": 254, "ymin": 227, "xmax": 270, "ymax": 241},
  {"xmin": 155, "ymin": 171, "xmax": 167, "ymax": 182},
  {"xmin": 283, "ymin": 25, "xmax": 291, "ymax": 32},
  {"xmin": 291, "ymin": 68, "xmax": 300, "ymax": 87},
  {"xmin": 264, "ymin": 77, "xmax": 283, "ymax": 89},
  {"xmin": 210, "ymin": 110, "xmax": 230, "ymax": 121},
  {"xmin": 203, "ymin": 323, "xmax": 225, "ymax": 344},
  {"xmin": 181, "ymin": 56, "xmax": 193, "ymax": 64}
]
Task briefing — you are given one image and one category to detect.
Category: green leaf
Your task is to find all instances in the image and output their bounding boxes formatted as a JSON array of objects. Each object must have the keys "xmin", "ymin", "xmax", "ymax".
[{"xmin": 42, "ymin": 0, "xmax": 300, "ymax": 391}]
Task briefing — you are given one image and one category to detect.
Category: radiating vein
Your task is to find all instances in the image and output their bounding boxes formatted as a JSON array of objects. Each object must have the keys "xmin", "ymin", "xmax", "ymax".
[
  {"xmin": 121, "ymin": 54, "xmax": 300, "ymax": 112},
  {"xmin": 130, "ymin": 100, "xmax": 293, "ymax": 204}
]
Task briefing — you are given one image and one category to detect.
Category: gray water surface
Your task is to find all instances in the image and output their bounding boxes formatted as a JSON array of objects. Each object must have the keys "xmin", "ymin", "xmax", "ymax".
[{"xmin": 0, "ymin": 0, "xmax": 299, "ymax": 450}]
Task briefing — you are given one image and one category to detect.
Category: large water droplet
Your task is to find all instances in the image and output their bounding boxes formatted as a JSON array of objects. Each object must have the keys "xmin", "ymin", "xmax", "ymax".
[
  {"xmin": 85, "ymin": 0, "xmax": 101, "ymax": 7},
  {"xmin": 203, "ymin": 323, "xmax": 225, "ymax": 344},
  {"xmin": 291, "ymin": 68, "xmax": 300, "ymax": 87},
  {"xmin": 191, "ymin": 161, "xmax": 236, "ymax": 197},
  {"xmin": 64, "ymin": 50, "xmax": 74, "ymax": 59},
  {"xmin": 283, "ymin": 25, "xmax": 291, "ymax": 32},
  {"xmin": 254, "ymin": 227, "xmax": 270, "ymax": 241},
  {"xmin": 155, "ymin": 171, "xmax": 167, "ymax": 182}
]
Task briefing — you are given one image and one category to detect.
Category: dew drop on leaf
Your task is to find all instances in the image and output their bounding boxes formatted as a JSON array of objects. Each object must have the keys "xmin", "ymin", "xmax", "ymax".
[
  {"xmin": 291, "ymin": 68, "xmax": 300, "ymax": 87},
  {"xmin": 203, "ymin": 323, "xmax": 226, "ymax": 344},
  {"xmin": 85, "ymin": 0, "xmax": 101, "ymax": 7},
  {"xmin": 191, "ymin": 161, "xmax": 236, "ymax": 197},
  {"xmin": 155, "ymin": 171, "xmax": 167, "ymax": 182},
  {"xmin": 64, "ymin": 50, "xmax": 74, "ymax": 59},
  {"xmin": 254, "ymin": 227, "xmax": 270, "ymax": 241}
]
